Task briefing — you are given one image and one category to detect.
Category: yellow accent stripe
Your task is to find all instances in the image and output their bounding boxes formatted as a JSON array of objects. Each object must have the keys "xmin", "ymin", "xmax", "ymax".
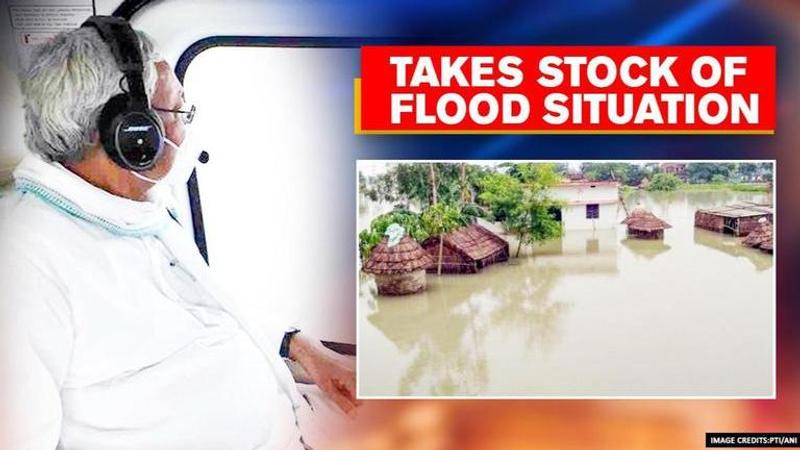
[{"xmin": 353, "ymin": 78, "xmax": 362, "ymax": 134}]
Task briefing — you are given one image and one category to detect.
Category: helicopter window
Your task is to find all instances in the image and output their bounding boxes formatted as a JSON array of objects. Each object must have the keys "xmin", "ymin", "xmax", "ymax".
[{"xmin": 180, "ymin": 44, "xmax": 359, "ymax": 342}]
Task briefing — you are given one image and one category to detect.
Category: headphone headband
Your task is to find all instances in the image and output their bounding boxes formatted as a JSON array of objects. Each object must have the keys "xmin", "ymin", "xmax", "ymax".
[
  {"xmin": 81, "ymin": 16, "xmax": 148, "ymax": 102},
  {"xmin": 81, "ymin": 16, "xmax": 164, "ymax": 172}
]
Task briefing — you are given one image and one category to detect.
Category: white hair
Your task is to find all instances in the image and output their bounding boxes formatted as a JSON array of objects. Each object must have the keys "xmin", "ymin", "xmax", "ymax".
[{"xmin": 21, "ymin": 27, "xmax": 160, "ymax": 163}]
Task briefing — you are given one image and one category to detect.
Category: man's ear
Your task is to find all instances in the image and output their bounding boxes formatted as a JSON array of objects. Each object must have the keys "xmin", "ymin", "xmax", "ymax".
[{"xmin": 89, "ymin": 129, "xmax": 101, "ymax": 145}]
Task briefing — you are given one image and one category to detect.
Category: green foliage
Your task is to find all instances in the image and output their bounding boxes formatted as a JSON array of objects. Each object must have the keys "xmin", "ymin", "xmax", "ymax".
[
  {"xmin": 644, "ymin": 163, "xmax": 661, "ymax": 176},
  {"xmin": 477, "ymin": 173, "xmax": 524, "ymax": 222},
  {"xmin": 361, "ymin": 163, "xmax": 493, "ymax": 208},
  {"xmin": 478, "ymin": 169, "xmax": 563, "ymax": 257},
  {"xmin": 459, "ymin": 203, "xmax": 487, "ymax": 225},
  {"xmin": 420, "ymin": 203, "xmax": 462, "ymax": 238},
  {"xmin": 359, "ymin": 209, "xmax": 428, "ymax": 260},
  {"xmin": 731, "ymin": 183, "xmax": 770, "ymax": 192},
  {"xmin": 421, "ymin": 203, "xmax": 464, "ymax": 275},
  {"xmin": 737, "ymin": 162, "xmax": 773, "ymax": 182},
  {"xmin": 502, "ymin": 162, "xmax": 562, "ymax": 187},
  {"xmin": 685, "ymin": 163, "xmax": 737, "ymax": 184},
  {"xmin": 362, "ymin": 171, "xmax": 398, "ymax": 203},
  {"xmin": 680, "ymin": 182, "xmax": 769, "ymax": 193},
  {"xmin": 580, "ymin": 162, "xmax": 631, "ymax": 184},
  {"xmin": 580, "ymin": 162, "xmax": 651, "ymax": 186},
  {"xmin": 506, "ymin": 192, "xmax": 564, "ymax": 248},
  {"xmin": 710, "ymin": 174, "xmax": 727, "ymax": 184},
  {"xmin": 625, "ymin": 164, "xmax": 648, "ymax": 186},
  {"xmin": 646, "ymin": 173, "xmax": 682, "ymax": 191}
]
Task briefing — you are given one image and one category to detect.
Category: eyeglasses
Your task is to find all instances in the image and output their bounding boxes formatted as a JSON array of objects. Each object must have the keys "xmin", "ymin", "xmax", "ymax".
[{"xmin": 153, "ymin": 104, "xmax": 196, "ymax": 125}]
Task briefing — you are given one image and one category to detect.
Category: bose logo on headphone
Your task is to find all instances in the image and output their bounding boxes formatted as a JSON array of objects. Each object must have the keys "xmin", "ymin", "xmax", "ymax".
[{"xmin": 123, "ymin": 125, "xmax": 153, "ymax": 132}]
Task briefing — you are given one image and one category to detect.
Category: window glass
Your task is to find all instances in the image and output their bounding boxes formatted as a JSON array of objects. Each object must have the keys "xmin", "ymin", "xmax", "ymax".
[
  {"xmin": 586, "ymin": 203, "xmax": 599, "ymax": 219},
  {"xmin": 182, "ymin": 45, "xmax": 359, "ymax": 342}
]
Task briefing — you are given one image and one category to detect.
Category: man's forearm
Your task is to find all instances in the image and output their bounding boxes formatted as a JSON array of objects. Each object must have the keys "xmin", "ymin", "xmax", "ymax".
[{"xmin": 287, "ymin": 332, "xmax": 321, "ymax": 366}]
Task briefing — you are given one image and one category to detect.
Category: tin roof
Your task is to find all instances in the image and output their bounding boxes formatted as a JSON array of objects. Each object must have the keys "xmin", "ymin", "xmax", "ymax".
[{"xmin": 697, "ymin": 203, "xmax": 773, "ymax": 218}]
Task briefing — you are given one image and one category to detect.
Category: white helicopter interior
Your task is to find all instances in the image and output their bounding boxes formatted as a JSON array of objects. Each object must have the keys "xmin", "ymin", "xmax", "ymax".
[{"xmin": 0, "ymin": 0, "xmax": 375, "ymax": 348}]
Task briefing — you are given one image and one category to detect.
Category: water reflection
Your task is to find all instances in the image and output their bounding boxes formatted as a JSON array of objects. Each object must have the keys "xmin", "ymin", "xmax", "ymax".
[
  {"xmin": 359, "ymin": 190, "xmax": 774, "ymax": 396},
  {"xmin": 620, "ymin": 238, "xmax": 671, "ymax": 260},
  {"xmin": 693, "ymin": 228, "xmax": 773, "ymax": 271},
  {"xmin": 365, "ymin": 259, "xmax": 573, "ymax": 396}
]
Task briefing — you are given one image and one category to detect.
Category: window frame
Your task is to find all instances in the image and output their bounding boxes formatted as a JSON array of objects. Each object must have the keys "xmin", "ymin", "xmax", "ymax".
[
  {"xmin": 586, "ymin": 203, "xmax": 600, "ymax": 219},
  {"xmin": 174, "ymin": 36, "xmax": 394, "ymax": 263}
]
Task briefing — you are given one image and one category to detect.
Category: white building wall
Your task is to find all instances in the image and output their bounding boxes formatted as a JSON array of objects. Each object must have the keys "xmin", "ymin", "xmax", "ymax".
[
  {"xmin": 548, "ymin": 184, "xmax": 619, "ymax": 203},
  {"xmin": 561, "ymin": 203, "xmax": 619, "ymax": 230},
  {"xmin": 547, "ymin": 183, "xmax": 620, "ymax": 231}
]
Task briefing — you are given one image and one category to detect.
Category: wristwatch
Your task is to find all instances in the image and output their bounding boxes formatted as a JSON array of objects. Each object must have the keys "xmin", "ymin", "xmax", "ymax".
[{"xmin": 280, "ymin": 327, "xmax": 301, "ymax": 359}]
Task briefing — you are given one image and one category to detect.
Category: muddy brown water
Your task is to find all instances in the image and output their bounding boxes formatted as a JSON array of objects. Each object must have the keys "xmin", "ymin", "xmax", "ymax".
[{"xmin": 358, "ymin": 190, "xmax": 774, "ymax": 397}]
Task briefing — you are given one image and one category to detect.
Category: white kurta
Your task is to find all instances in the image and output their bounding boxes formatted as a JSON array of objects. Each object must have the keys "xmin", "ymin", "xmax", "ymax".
[{"xmin": 0, "ymin": 155, "xmax": 309, "ymax": 450}]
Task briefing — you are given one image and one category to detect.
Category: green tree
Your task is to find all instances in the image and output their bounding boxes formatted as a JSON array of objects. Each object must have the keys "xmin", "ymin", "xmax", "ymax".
[
  {"xmin": 737, "ymin": 163, "xmax": 758, "ymax": 182},
  {"xmin": 758, "ymin": 162, "xmax": 773, "ymax": 182},
  {"xmin": 362, "ymin": 172, "xmax": 398, "ymax": 204},
  {"xmin": 644, "ymin": 163, "xmax": 661, "ymax": 176},
  {"xmin": 580, "ymin": 162, "xmax": 632, "ymax": 184},
  {"xmin": 710, "ymin": 174, "xmax": 727, "ymax": 184},
  {"xmin": 478, "ymin": 165, "xmax": 563, "ymax": 257},
  {"xmin": 502, "ymin": 162, "xmax": 562, "ymax": 186},
  {"xmin": 646, "ymin": 173, "xmax": 682, "ymax": 191},
  {"xmin": 421, "ymin": 203, "xmax": 463, "ymax": 275},
  {"xmin": 459, "ymin": 203, "xmax": 487, "ymax": 225},
  {"xmin": 625, "ymin": 164, "xmax": 647, "ymax": 186},
  {"xmin": 359, "ymin": 209, "xmax": 428, "ymax": 260},
  {"xmin": 476, "ymin": 172, "xmax": 523, "ymax": 223},
  {"xmin": 685, "ymin": 163, "xmax": 737, "ymax": 184},
  {"xmin": 364, "ymin": 163, "xmax": 490, "ymax": 208},
  {"xmin": 506, "ymin": 191, "xmax": 564, "ymax": 257}
]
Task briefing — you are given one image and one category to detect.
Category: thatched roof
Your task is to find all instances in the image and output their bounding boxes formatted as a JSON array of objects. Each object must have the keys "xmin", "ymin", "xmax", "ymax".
[
  {"xmin": 424, "ymin": 224, "xmax": 508, "ymax": 262},
  {"xmin": 742, "ymin": 221, "xmax": 773, "ymax": 251},
  {"xmin": 362, "ymin": 236, "xmax": 434, "ymax": 275},
  {"xmin": 621, "ymin": 208, "xmax": 672, "ymax": 232}
]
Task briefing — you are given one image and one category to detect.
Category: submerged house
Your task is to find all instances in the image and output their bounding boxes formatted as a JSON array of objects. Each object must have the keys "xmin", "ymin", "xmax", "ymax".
[
  {"xmin": 362, "ymin": 227, "xmax": 434, "ymax": 296},
  {"xmin": 546, "ymin": 180, "xmax": 620, "ymax": 231},
  {"xmin": 742, "ymin": 219, "xmax": 773, "ymax": 254},
  {"xmin": 621, "ymin": 208, "xmax": 672, "ymax": 239},
  {"xmin": 421, "ymin": 224, "xmax": 509, "ymax": 274},
  {"xmin": 694, "ymin": 203, "xmax": 773, "ymax": 237}
]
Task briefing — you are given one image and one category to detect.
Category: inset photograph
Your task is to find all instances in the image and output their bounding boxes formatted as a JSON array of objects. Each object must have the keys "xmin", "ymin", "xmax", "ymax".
[{"xmin": 357, "ymin": 161, "xmax": 775, "ymax": 398}]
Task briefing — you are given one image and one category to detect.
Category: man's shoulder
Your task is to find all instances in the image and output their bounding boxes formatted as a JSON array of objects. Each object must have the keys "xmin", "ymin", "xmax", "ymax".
[
  {"xmin": 1, "ymin": 188, "xmax": 95, "ymax": 243},
  {"xmin": 0, "ymin": 188, "xmax": 102, "ymax": 272}
]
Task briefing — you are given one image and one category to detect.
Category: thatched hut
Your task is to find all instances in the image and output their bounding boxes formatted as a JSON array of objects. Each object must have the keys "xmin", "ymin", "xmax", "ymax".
[
  {"xmin": 742, "ymin": 219, "xmax": 773, "ymax": 254},
  {"xmin": 421, "ymin": 224, "xmax": 509, "ymax": 274},
  {"xmin": 621, "ymin": 208, "xmax": 672, "ymax": 239},
  {"xmin": 362, "ymin": 227, "xmax": 433, "ymax": 296}
]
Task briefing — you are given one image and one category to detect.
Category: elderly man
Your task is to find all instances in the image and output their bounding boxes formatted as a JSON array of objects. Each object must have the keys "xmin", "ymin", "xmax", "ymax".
[{"xmin": 0, "ymin": 16, "xmax": 356, "ymax": 450}]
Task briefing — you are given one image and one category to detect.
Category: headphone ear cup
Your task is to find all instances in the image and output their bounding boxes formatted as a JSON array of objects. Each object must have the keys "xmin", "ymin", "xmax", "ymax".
[
  {"xmin": 98, "ymin": 94, "xmax": 165, "ymax": 171},
  {"xmin": 97, "ymin": 94, "xmax": 130, "ymax": 168}
]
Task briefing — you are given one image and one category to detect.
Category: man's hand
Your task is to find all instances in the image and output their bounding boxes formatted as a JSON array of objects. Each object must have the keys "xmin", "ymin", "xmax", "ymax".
[{"xmin": 289, "ymin": 333, "xmax": 360, "ymax": 416}]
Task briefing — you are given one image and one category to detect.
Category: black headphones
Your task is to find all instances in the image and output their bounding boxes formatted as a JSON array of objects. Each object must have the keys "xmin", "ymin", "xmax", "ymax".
[{"xmin": 81, "ymin": 16, "xmax": 164, "ymax": 171}]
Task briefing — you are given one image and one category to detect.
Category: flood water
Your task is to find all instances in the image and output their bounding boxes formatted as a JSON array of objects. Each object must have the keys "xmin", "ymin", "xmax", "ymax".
[{"xmin": 358, "ymin": 190, "xmax": 774, "ymax": 397}]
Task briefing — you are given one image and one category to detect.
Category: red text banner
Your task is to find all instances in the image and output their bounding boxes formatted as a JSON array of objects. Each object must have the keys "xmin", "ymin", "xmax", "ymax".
[{"xmin": 356, "ymin": 46, "xmax": 775, "ymax": 134}]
